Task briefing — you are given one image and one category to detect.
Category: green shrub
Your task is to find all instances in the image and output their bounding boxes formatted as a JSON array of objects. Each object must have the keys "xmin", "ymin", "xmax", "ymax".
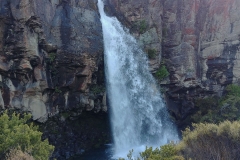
[
  {"xmin": 192, "ymin": 84, "xmax": 240, "ymax": 124},
  {"xmin": 155, "ymin": 65, "xmax": 169, "ymax": 81},
  {"xmin": 139, "ymin": 20, "xmax": 148, "ymax": 34},
  {"xmin": 147, "ymin": 49, "xmax": 157, "ymax": 59},
  {"xmin": 219, "ymin": 84, "xmax": 240, "ymax": 121},
  {"xmin": 140, "ymin": 144, "xmax": 184, "ymax": 160},
  {"xmin": 225, "ymin": 84, "xmax": 240, "ymax": 96},
  {"xmin": 119, "ymin": 144, "xmax": 184, "ymax": 160},
  {"xmin": 54, "ymin": 87, "xmax": 62, "ymax": 93},
  {"xmin": 180, "ymin": 121, "xmax": 240, "ymax": 160},
  {"xmin": 48, "ymin": 53, "xmax": 56, "ymax": 63},
  {"xmin": 0, "ymin": 111, "xmax": 54, "ymax": 160},
  {"xmin": 90, "ymin": 85, "xmax": 105, "ymax": 94},
  {"xmin": 191, "ymin": 97, "xmax": 221, "ymax": 123}
]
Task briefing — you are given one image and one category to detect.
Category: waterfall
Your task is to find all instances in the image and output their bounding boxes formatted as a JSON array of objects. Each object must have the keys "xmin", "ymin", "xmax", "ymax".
[{"xmin": 98, "ymin": 0, "xmax": 179, "ymax": 158}]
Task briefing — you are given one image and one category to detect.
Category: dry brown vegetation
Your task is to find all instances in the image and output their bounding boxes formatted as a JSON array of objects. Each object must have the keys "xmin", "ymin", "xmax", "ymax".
[
  {"xmin": 179, "ymin": 121, "xmax": 240, "ymax": 160},
  {"xmin": 4, "ymin": 149, "xmax": 34, "ymax": 160}
]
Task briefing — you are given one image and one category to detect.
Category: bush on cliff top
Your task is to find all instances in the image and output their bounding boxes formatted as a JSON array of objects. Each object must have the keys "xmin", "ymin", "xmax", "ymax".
[{"xmin": 0, "ymin": 111, "xmax": 54, "ymax": 160}]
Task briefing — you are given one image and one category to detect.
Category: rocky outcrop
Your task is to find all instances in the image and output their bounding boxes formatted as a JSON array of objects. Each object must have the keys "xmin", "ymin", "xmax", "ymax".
[
  {"xmin": 0, "ymin": 0, "xmax": 106, "ymax": 122},
  {"xmin": 107, "ymin": 0, "xmax": 240, "ymax": 125}
]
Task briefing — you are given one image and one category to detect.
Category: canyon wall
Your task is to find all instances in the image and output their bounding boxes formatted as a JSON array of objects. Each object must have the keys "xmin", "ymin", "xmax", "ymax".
[{"xmin": 107, "ymin": 0, "xmax": 240, "ymax": 125}]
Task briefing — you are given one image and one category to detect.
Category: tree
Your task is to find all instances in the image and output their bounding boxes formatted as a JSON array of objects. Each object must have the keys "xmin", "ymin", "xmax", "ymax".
[{"xmin": 0, "ymin": 111, "xmax": 54, "ymax": 160}]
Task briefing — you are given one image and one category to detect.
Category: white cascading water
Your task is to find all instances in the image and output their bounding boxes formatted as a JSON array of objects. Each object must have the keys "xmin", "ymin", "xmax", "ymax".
[{"xmin": 98, "ymin": 0, "xmax": 179, "ymax": 158}]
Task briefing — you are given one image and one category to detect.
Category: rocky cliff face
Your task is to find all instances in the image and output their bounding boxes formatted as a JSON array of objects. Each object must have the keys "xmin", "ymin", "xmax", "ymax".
[
  {"xmin": 162, "ymin": 0, "xmax": 240, "ymax": 122},
  {"xmin": 107, "ymin": 0, "xmax": 240, "ymax": 125},
  {"xmin": 0, "ymin": 0, "xmax": 110, "ymax": 159},
  {"xmin": 0, "ymin": 0, "xmax": 106, "ymax": 121}
]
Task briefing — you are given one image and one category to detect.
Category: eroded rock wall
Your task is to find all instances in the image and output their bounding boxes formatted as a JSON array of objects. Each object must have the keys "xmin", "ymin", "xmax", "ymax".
[
  {"xmin": 0, "ymin": 0, "xmax": 106, "ymax": 122},
  {"xmin": 107, "ymin": 0, "xmax": 240, "ymax": 124},
  {"xmin": 163, "ymin": 0, "xmax": 240, "ymax": 122}
]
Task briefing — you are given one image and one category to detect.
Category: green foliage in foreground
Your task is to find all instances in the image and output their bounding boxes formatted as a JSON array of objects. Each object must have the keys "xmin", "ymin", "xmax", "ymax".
[
  {"xmin": 192, "ymin": 84, "xmax": 240, "ymax": 123},
  {"xmin": 139, "ymin": 144, "xmax": 184, "ymax": 160},
  {"xmin": 119, "ymin": 143, "xmax": 184, "ymax": 160},
  {"xmin": 155, "ymin": 65, "xmax": 169, "ymax": 81},
  {"xmin": 120, "ymin": 120, "xmax": 240, "ymax": 160},
  {"xmin": 180, "ymin": 121, "xmax": 240, "ymax": 159},
  {"xmin": 0, "ymin": 111, "xmax": 54, "ymax": 160},
  {"xmin": 119, "ymin": 144, "xmax": 184, "ymax": 160}
]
